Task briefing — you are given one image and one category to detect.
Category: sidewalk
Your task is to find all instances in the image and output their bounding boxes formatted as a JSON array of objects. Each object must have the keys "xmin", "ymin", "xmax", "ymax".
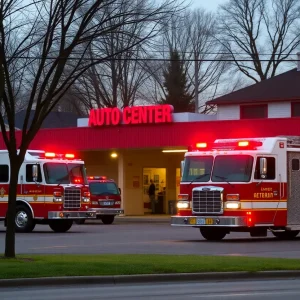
[{"xmin": 86, "ymin": 214, "xmax": 171, "ymax": 224}]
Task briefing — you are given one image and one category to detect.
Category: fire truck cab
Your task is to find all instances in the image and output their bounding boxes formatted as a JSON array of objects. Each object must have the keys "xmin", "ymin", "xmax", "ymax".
[
  {"xmin": 0, "ymin": 150, "xmax": 95, "ymax": 233},
  {"xmin": 76, "ymin": 176, "xmax": 123, "ymax": 225},
  {"xmin": 171, "ymin": 136, "xmax": 300, "ymax": 241}
]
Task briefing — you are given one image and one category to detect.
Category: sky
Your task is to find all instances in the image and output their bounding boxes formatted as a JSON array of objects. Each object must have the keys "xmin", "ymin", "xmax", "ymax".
[{"xmin": 191, "ymin": 0, "xmax": 225, "ymax": 11}]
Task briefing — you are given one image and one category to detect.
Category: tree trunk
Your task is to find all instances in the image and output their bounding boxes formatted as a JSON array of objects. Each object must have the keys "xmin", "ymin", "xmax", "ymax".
[{"xmin": 5, "ymin": 159, "xmax": 20, "ymax": 258}]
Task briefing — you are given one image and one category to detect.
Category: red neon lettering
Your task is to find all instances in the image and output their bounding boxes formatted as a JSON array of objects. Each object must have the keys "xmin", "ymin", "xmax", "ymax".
[
  {"xmin": 131, "ymin": 107, "xmax": 140, "ymax": 124},
  {"xmin": 147, "ymin": 106, "xmax": 155, "ymax": 123},
  {"xmin": 139, "ymin": 106, "xmax": 147, "ymax": 124},
  {"xmin": 123, "ymin": 107, "xmax": 131, "ymax": 124},
  {"xmin": 88, "ymin": 105, "xmax": 173, "ymax": 127},
  {"xmin": 88, "ymin": 109, "xmax": 97, "ymax": 126},
  {"xmin": 162, "ymin": 105, "xmax": 173, "ymax": 122},
  {"xmin": 104, "ymin": 108, "xmax": 112, "ymax": 125},
  {"xmin": 111, "ymin": 107, "xmax": 121, "ymax": 125},
  {"xmin": 154, "ymin": 106, "xmax": 163, "ymax": 123},
  {"xmin": 96, "ymin": 109, "xmax": 105, "ymax": 126}
]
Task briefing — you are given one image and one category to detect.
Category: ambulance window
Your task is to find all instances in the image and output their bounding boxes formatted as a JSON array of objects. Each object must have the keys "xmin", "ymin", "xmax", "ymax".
[
  {"xmin": 254, "ymin": 157, "xmax": 276, "ymax": 180},
  {"xmin": 26, "ymin": 164, "xmax": 42, "ymax": 182},
  {"xmin": 0, "ymin": 165, "xmax": 9, "ymax": 182}
]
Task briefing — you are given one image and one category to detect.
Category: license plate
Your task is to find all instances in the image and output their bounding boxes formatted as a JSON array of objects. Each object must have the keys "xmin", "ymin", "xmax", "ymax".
[
  {"xmin": 197, "ymin": 218, "xmax": 214, "ymax": 225},
  {"xmin": 101, "ymin": 201, "xmax": 113, "ymax": 206}
]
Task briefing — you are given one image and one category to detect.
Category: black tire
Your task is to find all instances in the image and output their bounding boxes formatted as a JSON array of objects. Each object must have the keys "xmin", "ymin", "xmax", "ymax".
[
  {"xmin": 101, "ymin": 215, "xmax": 115, "ymax": 225},
  {"xmin": 49, "ymin": 220, "xmax": 73, "ymax": 233},
  {"xmin": 272, "ymin": 230, "xmax": 299, "ymax": 240},
  {"xmin": 200, "ymin": 227, "xmax": 227, "ymax": 241},
  {"xmin": 75, "ymin": 219, "xmax": 85, "ymax": 225},
  {"xmin": 15, "ymin": 205, "xmax": 36, "ymax": 233}
]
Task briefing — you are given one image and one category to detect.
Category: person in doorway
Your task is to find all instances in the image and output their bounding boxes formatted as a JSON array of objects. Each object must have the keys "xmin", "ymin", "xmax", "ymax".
[{"xmin": 148, "ymin": 179, "xmax": 156, "ymax": 214}]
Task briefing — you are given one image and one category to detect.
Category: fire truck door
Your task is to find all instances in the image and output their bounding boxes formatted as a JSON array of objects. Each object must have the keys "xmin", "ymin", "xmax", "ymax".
[
  {"xmin": 22, "ymin": 164, "xmax": 45, "ymax": 214},
  {"xmin": 287, "ymin": 152, "xmax": 300, "ymax": 226}
]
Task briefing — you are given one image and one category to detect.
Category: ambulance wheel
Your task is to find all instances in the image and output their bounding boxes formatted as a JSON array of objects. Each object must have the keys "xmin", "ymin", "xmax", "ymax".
[
  {"xmin": 101, "ymin": 215, "xmax": 115, "ymax": 225},
  {"xmin": 49, "ymin": 220, "xmax": 73, "ymax": 233},
  {"xmin": 272, "ymin": 230, "xmax": 299, "ymax": 240},
  {"xmin": 15, "ymin": 205, "xmax": 36, "ymax": 233},
  {"xmin": 200, "ymin": 227, "xmax": 227, "ymax": 241}
]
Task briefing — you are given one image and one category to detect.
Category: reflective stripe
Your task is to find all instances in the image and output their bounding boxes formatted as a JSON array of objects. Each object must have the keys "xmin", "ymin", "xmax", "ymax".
[{"xmin": 241, "ymin": 201, "xmax": 287, "ymax": 209}]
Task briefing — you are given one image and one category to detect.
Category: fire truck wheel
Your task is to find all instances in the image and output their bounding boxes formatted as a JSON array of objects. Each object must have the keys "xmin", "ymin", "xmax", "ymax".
[
  {"xmin": 200, "ymin": 227, "xmax": 227, "ymax": 241},
  {"xmin": 49, "ymin": 220, "xmax": 73, "ymax": 233},
  {"xmin": 101, "ymin": 215, "xmax": 115, "ymax": 225},
  {"xmin": 272, "ymin": 230, "xmax": 299, "ymax": 240},
  {"xmin": 15, "ymin": 205, "xmax": 35, "ymax": 233}
]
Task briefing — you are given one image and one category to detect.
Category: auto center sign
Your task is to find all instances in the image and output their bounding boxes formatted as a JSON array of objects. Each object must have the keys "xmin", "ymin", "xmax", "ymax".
[{"xmin": 88, "ymin": 105, "xmax": 174, "ymax": 127}]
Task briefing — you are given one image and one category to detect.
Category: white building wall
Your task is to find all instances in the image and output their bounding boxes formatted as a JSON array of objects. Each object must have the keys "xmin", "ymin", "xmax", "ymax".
[
  {"xmin": 216, "ymin": 105, "xmax": 240, "ymax": 120},
  {"xmin": 268, "ymin": 102, "xmax": 291, "ymax": 118}
]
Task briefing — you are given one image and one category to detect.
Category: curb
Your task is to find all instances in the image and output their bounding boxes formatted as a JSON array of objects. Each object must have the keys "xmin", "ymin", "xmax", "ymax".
[
  {"xmin": 86, "ymin": 217, "xmax": 170, "ymax": 224},
  {"xmin": 1, "ymin": 271, "xmax": 300, "ymax": 287}
]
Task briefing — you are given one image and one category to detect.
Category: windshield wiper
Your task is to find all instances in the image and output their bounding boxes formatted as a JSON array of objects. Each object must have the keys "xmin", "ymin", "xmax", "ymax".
[
  {"xmin": 188, "ymin": 173, "xmax": 211, "ymax": 186},
  {"xmin": 56, "ymin": 174, "xmax": 70, "ymax": 187},
  {"xmin": 212, "ymin": 175, "xmax": 234, "ymax": 187}
]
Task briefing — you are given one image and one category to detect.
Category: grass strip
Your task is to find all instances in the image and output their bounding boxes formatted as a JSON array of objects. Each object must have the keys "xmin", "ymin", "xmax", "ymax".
[{"xmin": 1, "ymin": 254, "xmax": 300, "ymax": 279}]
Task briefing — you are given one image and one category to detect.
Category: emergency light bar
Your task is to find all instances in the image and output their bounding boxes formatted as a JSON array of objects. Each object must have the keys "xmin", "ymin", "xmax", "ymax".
[
  {"xmin": 88, "ymin": 176, "xmax": 107, "ymax": 180},
  {"xmin": 44, "ymin": 152, "xmax": 76, "ymax": 159},
  {"xmin": 189, "ymin": 140, "xmax": 263, "ymax": 152}
]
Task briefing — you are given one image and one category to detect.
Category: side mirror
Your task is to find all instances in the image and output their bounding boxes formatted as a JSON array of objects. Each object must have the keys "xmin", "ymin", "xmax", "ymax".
[
  {"xmin": 118, "ymin": 188, "xmax": 121, "ymax": 195},
  {"xmin": 180, "ymin": 160, "xmax": 185, "ymax": 177},
  {"xmin": 259, "ymin": 157, "xmax": 267, "ymax": 178},
  {"xmin": 32, "ymin": 164, "xmax": 38, "ymax": 182}
]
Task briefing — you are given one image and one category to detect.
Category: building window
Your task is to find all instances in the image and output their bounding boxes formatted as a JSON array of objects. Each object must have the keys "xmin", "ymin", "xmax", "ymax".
[
  {"xmin": 240, "ymin": 104, "xmax": 268, "ymax": 119},
  {"xmin": 291, "ymin": 102, "xmax": 300, "ymax": 117}
]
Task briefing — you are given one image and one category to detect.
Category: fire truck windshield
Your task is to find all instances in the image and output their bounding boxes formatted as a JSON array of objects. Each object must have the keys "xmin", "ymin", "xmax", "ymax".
[
  {"xmin": 182, "ymin": 155, "xmax": 253, "ymax": 183},
  {"xmin": 212, "ymin": 155, "xmax": 253, "ymax": 182},
  {"xmin": 43, "ymin": 163, "xmax": 87, "ymax": 184}
]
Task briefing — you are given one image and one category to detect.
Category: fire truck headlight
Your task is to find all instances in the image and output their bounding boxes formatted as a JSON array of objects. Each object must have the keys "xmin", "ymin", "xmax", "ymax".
[
  {"xmin": 225, "ymin": 201, "xmax": 240, "ymax": 209},
  {"xmin": 177, "ymin": 201, "xmax": 189, "ymax": 209},
  {"xmin": 82, "ymin": 197, "xmax": 90, "ymax": 203},
  {"xmin": 53, "ymin": 197, "xmax": 62, "ymax": 202}
]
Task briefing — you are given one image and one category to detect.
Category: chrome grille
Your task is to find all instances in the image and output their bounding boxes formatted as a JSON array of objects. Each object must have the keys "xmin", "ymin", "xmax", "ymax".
[
  {"xmin": 64, "ymin": 187, "xmax": 81, "ymax": 209},
  {"xmin": 192, "ymin": 189, "xmax": 222, "ymax": 213}
]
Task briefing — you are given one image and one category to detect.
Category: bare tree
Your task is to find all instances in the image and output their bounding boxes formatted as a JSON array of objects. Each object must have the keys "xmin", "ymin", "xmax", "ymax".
[
  {"xmin": 69, "ymin": 0, "xmax": 160, "ymax": 110},
  {"xmin": 218, "ymin": 0, "xmax": 300, "ymax": 83},
  {"xmin": 0, "ymin": 0, "xmax": 181, "ymax": 258},
  {"xmin": 142, "ymin": 8, "xmax": 227, "ymax": 113}
]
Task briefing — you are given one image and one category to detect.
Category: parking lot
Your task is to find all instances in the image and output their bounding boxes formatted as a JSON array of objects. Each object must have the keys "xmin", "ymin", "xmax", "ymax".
[{"xmin": 0, "ymin": 220, "xmax": 300, "ymax": 258}]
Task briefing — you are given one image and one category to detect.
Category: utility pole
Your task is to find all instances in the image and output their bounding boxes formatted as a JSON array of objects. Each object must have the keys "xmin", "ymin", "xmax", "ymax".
[{"xmin": 194, "ymin": 53, "xmax": 199, "ymax": 113}]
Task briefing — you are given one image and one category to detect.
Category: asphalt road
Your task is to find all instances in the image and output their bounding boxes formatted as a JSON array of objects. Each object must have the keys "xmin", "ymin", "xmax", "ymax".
[
  {"xmin": 0, "ymin": 221, "xmax": 300, "ymax": 257},
  {"xmin": 1, "ymin": 278, "xmax": 300, "ymax": 299}
]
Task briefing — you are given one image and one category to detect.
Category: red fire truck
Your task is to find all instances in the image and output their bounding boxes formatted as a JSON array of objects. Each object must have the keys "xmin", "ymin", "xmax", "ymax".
[
  {"xmin": 76, "ymin": 176, "xmax": 123, "ymax": 225},
  {"xmin": 0, "ymin": 150, "xmax": 95, "ymax": 233},
  {"xmin": 171, "ymin": 136, "xmax": 300, "ymax": 240}
]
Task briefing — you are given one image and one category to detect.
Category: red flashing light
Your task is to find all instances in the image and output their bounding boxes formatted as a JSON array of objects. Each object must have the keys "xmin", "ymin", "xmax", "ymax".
[
  {"xmin": 88, "ymin": 176, "xmax": 107, "ymax": 180},
  {"xmin": 74, "ymin": 178, "xmax": 82, "ymax": 183},
  {"xmin": 45, "ymin": 152, "xmax": 56, "ymax": 158},
  {"xmin": 65, "ymin": 153, "xmax": 75, "ymax": 159},
  {"xmin": 196, "ymin": 142, "xmax": 207, "ymax": 148}
]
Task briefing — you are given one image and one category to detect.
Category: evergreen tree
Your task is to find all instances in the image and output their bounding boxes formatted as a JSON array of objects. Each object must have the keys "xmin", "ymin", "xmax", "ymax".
[{"xmin": 161, "ymin": 50, "xmax": 194, "ymax": 112}]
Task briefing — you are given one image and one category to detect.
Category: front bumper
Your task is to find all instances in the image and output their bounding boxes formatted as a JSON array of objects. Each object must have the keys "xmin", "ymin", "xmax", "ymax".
[
  {"xmin": 88, "ymin": 208, "xmax": 124, "ymax": 215},
  {"xmin": 171, "ymin": 216, "xmax": 247, "ymax": 227},
  {"xmin": 48, "ymin": 211, "xmax": 96, "ymax": 219}
]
